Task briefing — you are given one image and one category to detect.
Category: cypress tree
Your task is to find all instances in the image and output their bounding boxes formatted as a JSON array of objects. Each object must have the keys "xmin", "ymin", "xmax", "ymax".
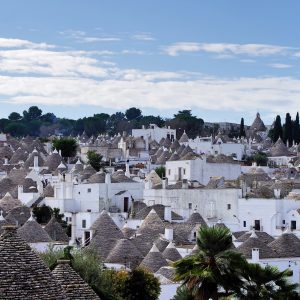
[
  {"xmin": 273, "ymin": 115, "xmax": 283, "ymax": 143},
  {"xmin": 239, "ymin": 118, "xmax": 246, "ymax": 137},
  {"xmin": 294, "ymin": 112, "xmax": 300, "ymax": 144},
  {"xmin": 283, "ymin": 113, "xmax": 293, "ymax": 146}
]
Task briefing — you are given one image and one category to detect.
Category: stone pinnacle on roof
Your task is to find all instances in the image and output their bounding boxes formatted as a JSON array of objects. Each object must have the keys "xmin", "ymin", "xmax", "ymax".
[
  {"xmin": 52, "ymin": 260, "xmax": 100, "ymax": 299},
  {"xmin": 0, "ymin": 226, "xmax": 66, "ymax": 299}
]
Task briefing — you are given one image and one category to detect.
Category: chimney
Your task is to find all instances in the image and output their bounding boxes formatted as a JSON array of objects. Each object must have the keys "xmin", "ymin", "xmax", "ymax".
[
  {"xmin": 59, "ymin": 149, "xmax": 62, "ymax": 156},
  {"xmin": 4, "ymin": 157, "xmax": 8, "ymax": 165},
  {"xmin": 251, "ymin": 248, "xmax": 260, "ymax": 263},
  {"xmin": 164, "ymin": 227, "xmax": 174, "ymax": 241},
  {"xmin": 105, "ymin": 173, "xmax": 111, "ymax": 184},
  {"xmin": 162, "ymin": 178, "xmax": 168, "ymax": 189},
  {"xmin": 164, "ymin": 205, "xmax": 172, "ymax": 222},
  {"xmin": 125, "ymin": 162, "xmax": 130, "ymax": 178},
  {"xmin": 182, "ymin": 179, "xmax": 188, "ymax": 189},
  {"xmin": 33, "ymin": 155, "xmax": 39, "ymax": 169},
  {"xmin": 274, "ymin": 189, "xmax": 281, "ymax": 199},
  {"xmin": 17, "ymin": 185, "xmax": 23, "ymax": 197}
]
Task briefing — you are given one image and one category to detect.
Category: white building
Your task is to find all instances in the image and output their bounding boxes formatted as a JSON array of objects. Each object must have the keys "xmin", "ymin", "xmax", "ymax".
[
  {"xmin": 132, "ymin": 124, "xmax": 176, "ymax": 143},
  {"xmin": 165, "ymin": 156, "xmax": 241, "ymax": 185}
]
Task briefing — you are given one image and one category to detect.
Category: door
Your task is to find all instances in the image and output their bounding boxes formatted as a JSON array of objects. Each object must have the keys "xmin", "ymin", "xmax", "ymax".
[
  {"xmin": 178, "ymin": 167, "xmax": 182, "ymax": 181},
  {"xmin": 124, "ymin": 197, "xmax": 129, "ymax": 212},
  {"xmin": 254, "ymin": 220, "xmax": 260, "ymax": 231},
  {"xmin": 291, "ymin": 220, "xmax": 296, "ymax": 230}
]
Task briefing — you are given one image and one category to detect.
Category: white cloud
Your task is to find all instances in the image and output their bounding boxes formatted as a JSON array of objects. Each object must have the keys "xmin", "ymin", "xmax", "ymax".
[
  {"xmin": 132, "ymin": 33, "xmax": 155, "ymax": 41},
  {"xmin": 164, "ymin": 42, "xmax": 289, "ymax": 57},
  {"xmin": 0, "ymin": 38, "xmax": 54, "ymax": 49},
  {"xmin": 269, "ymin": 63, "xmax": 292, "ymax": 69},
  {"xmin": 1, "ymin": 37, "xmax": 300, "ymax": 121},
  {"xmin": 60, "ymin": 30, "xmax": 121, "ymax": 43}
]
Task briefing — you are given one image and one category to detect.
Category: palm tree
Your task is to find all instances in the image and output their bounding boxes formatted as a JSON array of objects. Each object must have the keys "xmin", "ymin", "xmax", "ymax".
[
  {"xmin": 173, "ymin": 226, "xmax": 246, "ymax": 300},
  {"xmin": 236, "ymin": 263, "xmax": 299, "ymax": 300}
]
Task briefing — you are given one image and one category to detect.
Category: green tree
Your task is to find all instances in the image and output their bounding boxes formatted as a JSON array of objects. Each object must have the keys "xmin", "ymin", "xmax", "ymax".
[
  {"xmin": 32, "ymin": 204, "xmax": 53, "ymax": 224},
  {"xmin": 155, "ymin": 166, "xmax": 166, "ymax": 178},
  {"xmin": 283, "ymin": 113, "xmax": 293, "ymax": 146},
  {"xmin": 239, "ymin": 118, "xmax": 246, "ymax": 137},
  {"xmin": 293, "ymin": 112, "xmax": 300, "ymax": 144},
  {"xmin": 272, "ymin": 115, "xmax": 283, "ymax": 143},
  {"xmin": 235, "ymin": 263, "xmax": 299, "ymax": 300},
  {"xmin": 122, "ymin": 268, "xmax": 161, "ymax": 300},
  {"xmin": 253, "ymin": 151, "xmax": 268, "ymax": 166},
  {"xmin": 23, "ymin": 106, "xmax": 43, "ymax": 121},
  {"xmin": 4, "ymin": 122, "xmax": 27, "ymax": 136},
  {"xmin": 53, "ymin": 137, "xmax": 77, "ymax": 158},
  {"xmin": 125, "ymin": 107, "xmax": 142, "ymax": 121},
  {"xmin": 87, "ymin": 150, "xmax": 103, "ymax": 171},
  {"xmin": 8, "ymin": 112, "xmax": 22, "ymax": 121},
  {"xmin": 173, "ymin": 226, "xmax": 246, "ymax": 300}
]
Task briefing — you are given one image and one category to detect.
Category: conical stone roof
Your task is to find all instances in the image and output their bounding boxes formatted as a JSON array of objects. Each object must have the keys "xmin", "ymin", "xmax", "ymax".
[
  {"xmin": 250, "ymin": 112, "xmax": 266, "ymax": 132},
  {"xmin": 269, "ymin": 137, "xmax": 291, "ymax": 157},
  {"xmin": 162, "ymin": 242, "xmax": 182, "ymax": 261},
  {"xmin": 105, "ymin": 238, "xmax": 143, "ymax": 268},
  {"xmin": 0, "ymin": 226, "xmax": 66, "ymax": 299},
  {"xmin": 179, "ymin": 131, "xmax": 189, "ymax": 143},
  {"xmin": 0, "ymin": 192, "xmax": 22, "ymax": 213},
  {"xmin": 268, "ymin": 232, "xmax": 300, "ymax": 258},
  {"xmin": 187, "ymin": 210, "xmax": 207, "ymax": 226},
  {"xmin": 237, "ymin": 232, "xmax": 277, "ymax": 259},
  {"xmin": 45, "ymin": 151, "xmax": 62, "ymax": 171},
  {"xmin": 139, "ymin": 244, "xmax": 168, "ymax": 273},
  {"xmin": 44, "ymin": 216, "xmax": 69, "ymax": 243},
  {"xmin": 52, "ymin": 260, "xmax": 99, "ymax": 300},
  {"xmin": 17, "ymin": 215, "xmax": 52, "ymax": 243},
  {"xmin": 89, "ymin": 210, "xmax": 124, "ymax": 260}
]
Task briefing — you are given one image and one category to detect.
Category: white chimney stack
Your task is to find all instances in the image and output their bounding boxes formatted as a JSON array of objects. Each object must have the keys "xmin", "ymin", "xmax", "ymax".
[
  {"xmin": 165, "ymin": 227, "xmax": 174, "ymax": 241},
  {"xmin": 164, "ymin": 206, "xmax": 172, "ymax": 221},
  {"xmin": 162, "ymin": 178, "xmax": 168, "ymax": 189},
  {"xmin": 33, "ymin": 155, "xmax": 39, "ymax": 169},
  {"xmin": 251, "ymin": 248, "xmax": 260, "ymax": 263}
]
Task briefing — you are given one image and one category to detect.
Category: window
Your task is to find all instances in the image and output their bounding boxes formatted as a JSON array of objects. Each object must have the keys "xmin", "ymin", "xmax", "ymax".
[
  {"xmin": 227, "ymin": 204, "xmax": 231, "ymax": 210},
  {"xmin": 69, "ymin": 217, "xmax": 72, "ymax": 222},
  {"xmin": 87, "ymin": 188, "xmax": 91, "ymax": 193},
  {"xmin": 243, "ymin": 221, "xmax": 247, "ymax": 227},
  {"xmin": 168, "ymin": 169, "xmax": 171, "ymax": 176},
  {"xmin": 78, "ymin": 192, "xmax": 80, "ymax": 195},
  {"xmin": 183, "ymin": 168, "xmax": 186, "ymax": 175},
  {"xmin": 82, "ymin": 220, "xmax": 86, "ymax": 228},
  {"xmin": 188, "ymin": 203, "xmax": 192, "ymax": 210},
  {"xmin": 291, "ymin": 220, "xmax": 296, "ymax": 230},
  {"xmin": 282, "ymin": 220, "xmax": 286, "ymax": 224}
]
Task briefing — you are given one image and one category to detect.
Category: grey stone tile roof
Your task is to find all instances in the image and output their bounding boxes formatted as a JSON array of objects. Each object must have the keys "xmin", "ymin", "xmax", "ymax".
[
  {"xmin": 139, "ymin": 244, "xmax": 168, "ymax": 273},
  {"xmin": 44, "ymin": 216, "xmax": 69, "ymax": 243},
  {"xmin": 162, "ymin": 242, "xmax": 182, "ymax": 262},
  {"xmin": 156, "ymin": 266, "xmax": 176, "ymax": 282},
  {"xmin": 5, "ymin": 205, "xmax": 31, "ymax": 226},
  {"xmin": 89, "ymin": 210, "xmax": 124, "ymax": 259},
  {"xmin": 236, "ymin": 231, "xmax": 274, "ymax": 244},
  {"xmin": 179, "ymin": 131, "xmax": 189, "ymax": 143},
  {"xmin": 187, "ymin": 211, "xmax": 207, "ymax": 226},
  {"xmin": 121, "ymin": 223, "xmax": 136, "ymax": 239},
  {"xmin": 0, "ymin": 192, "xmax": 22, "ymax": 213},
  {"xmin": 168, "ymin": 151, "xmax": 180, "ymax": 161},
  {"xmin": 87, "ymin": 171, "xmax": 106, "ymax": 183},
  {"xmin": 137, "ymin": 209, "xmax": 165, "ymax": 236},
  {"xmin": 24, "ymin": 150, "xmax": 45, "ymax": 168},
  {"xmin": 17, "ymin": 215, "xmax": 52, "ymax": 243},
  {"xmin": 170, "ymin": 139, "xmax": 180, "ymax": 150},
  {"xmin": 0, "ymin": 226, "xmax": 66, "ymax": 299},
  {"xmin": 52, "ymin": 260, "xmax": 100, "ymax": 300},
  {"xmin": 105, "ymin": 238, "xmax": 143, "ymax": 268},
  {"xmin": 268, "ymin": 232, "xmax": 300, "ymax": 258},
  {"xmin": 111, "ymin": 170, "xmax": 134, "ymax": 182},
  {"xmin": 250, "ymin": 112, "xmax": 266, "ymax": 132},
  {"xmin": 134, "ymin": 204, "xmax": 183, "ymax": 221},
  {"xmin": 0, "ymin": 145, "xmax": 14, "ymax": 159},
  {"xmin": 237, "ymin": 233, "xmax": 277, "ymax": 259},
  {"xmin": 9, "ymin": 147, "xmax": 29, "ymax": 164},
  {"xmin": 43, "ymin": 184, "xmax": 54, "ymax": 197},
  {"xmin": 0, "ymin": 177, "xmax": 17, "ymax": 198},
  {"xmin": 154, "ymin": 236, "xmax": 170, "ymax": 252},
  {"xmin": 269, "ymin": 137, "xmax": 292, "ymax": 157},
  {"xmin": 44, "ymin": 151, "xmax": 62, "ymax": 171},
  {"xmin": 8, "ymin": 167, "xmax": 27, "ymax": 185}
]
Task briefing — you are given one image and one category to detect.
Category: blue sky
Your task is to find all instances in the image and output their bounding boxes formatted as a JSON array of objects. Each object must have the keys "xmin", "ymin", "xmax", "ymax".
[{"xmin": 0, "ymin": 1, "xmax": 300, "ymax": 125}]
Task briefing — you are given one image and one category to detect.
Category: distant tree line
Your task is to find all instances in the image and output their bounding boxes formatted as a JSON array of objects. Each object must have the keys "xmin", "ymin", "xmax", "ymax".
[
  {"xmin": 269, "ymin": 112, "xmax": 300, "ymax": 145},
  {"xmin": 0, "ymin": 106, "xmax": 204, "ymax": 139}
]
